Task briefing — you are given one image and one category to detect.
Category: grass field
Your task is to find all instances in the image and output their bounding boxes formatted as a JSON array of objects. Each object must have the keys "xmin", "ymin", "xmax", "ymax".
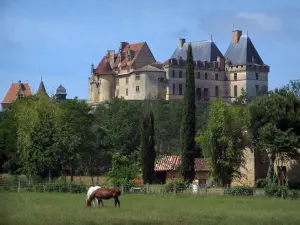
[{"xmin": 1, "ymin": 192, "xmax": 300, "ymax": 225}]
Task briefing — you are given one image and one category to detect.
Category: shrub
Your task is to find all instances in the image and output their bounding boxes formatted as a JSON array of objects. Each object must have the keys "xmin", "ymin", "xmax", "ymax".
[
  {"xmin": 164, "ymin": 178, "xmax": 187, "ymax": 194},
  {"xmin": 107, "ymin": 153, "xmax": 138, "ymax": 188},
  {"xmin": 264, "ymin": 185, "xmax": 288, "ymax": 198},
  {"xmin": 225, "ymin": 186, "xmax": 254, "ymax": 196},
  {"xmin": 255, "ymin": 178, "xmax": 268, "ymax": 188},
  {"xmin": 288, "ymin": 181, "xmax": 300, "ymax": 190}
]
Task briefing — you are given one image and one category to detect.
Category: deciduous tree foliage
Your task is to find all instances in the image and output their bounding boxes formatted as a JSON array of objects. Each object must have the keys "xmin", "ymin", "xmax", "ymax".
[
  {"xmin": 180, "ymin": 43, "xmax": 196, "ymax": 183},
  {"xmin": 196, "ymin": 99, "xmax": 249, "ymax": 186},
  {"xmin": 140, "ymin": 99, "xmax": 156, "ymax": 184},
  {"xmin": 249, "ymin": 87, "xmax": 300, "ymax": 186}
]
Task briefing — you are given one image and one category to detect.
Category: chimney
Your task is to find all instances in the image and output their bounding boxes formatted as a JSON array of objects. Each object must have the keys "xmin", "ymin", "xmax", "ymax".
[
  {"xmin": 120, "ymin": 42, "xmax": 129, "ymax": 50},
  {"xmin": 217, "ymin": 56, "xmax": 225, "ymax": 70},
  {"xmin": 232, "ymin": 30, "xmax": 242, "ymax": 44},
  {"xmin": 107, "ymin": 50, "xmax": 115, "ymax": 68},
  {"xmin": 178, "ymin": 38, "xmax": 186, "ymax": 48}
]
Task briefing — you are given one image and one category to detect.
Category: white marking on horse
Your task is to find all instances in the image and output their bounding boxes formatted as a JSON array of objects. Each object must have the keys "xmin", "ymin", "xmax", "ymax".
[{"xmin": 86, "ymin": 185, "xmax": 101, "ymax": 207}]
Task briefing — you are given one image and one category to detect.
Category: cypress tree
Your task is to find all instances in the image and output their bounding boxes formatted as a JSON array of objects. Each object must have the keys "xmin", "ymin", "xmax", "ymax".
[
  {"xmin": 140, "ymin": 99, "xmax": 156, "ymax": 184},
  {"xmin": 180, "ymin": 43, "xmax": 196, "ymax": 183}
]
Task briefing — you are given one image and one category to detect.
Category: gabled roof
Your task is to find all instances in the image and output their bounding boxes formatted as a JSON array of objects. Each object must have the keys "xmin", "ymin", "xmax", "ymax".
[
  {"xmin": 134, "ymin": 65, "xmax": 165, "ymax": 72},
  {"xmin": 155, "ymin": 156, "xmax": 180, "ymax": 171},
  {"xmin": 36, "ymin": 81, "xmax": 49, "ymax": 98},
  {"xmin": 1, "ymin": 82, "xmax": 32, "ymax": 104},
  {"xmin": 94, "ymin": 57, "xmax": 114, "ymax": 74},
  {"xmin": 224, "ymin": 35, "xmax": 265, "ymax": 65},
  {"xmin": 154, "ymin": 156, "xmax": 208, "ymax": 172},
  {"xmin": 113, "ymin": 42, "xmax": 146, "ymax": 68},
  {"xmin": 171, "ymin": 40, "xmax": 224, "ymax": 62}
]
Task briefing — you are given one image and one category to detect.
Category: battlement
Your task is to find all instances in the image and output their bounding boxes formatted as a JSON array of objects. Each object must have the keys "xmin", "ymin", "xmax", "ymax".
[{"xmin": 164, "ymin": 58, "xmax": 223, "ymax": 71}]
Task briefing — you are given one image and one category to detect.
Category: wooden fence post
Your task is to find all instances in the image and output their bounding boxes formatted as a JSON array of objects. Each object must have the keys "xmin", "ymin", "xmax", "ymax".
[
  {"xmin": 146, "ymin": 183, "xmax": 149, "ymax": 194},
  {"xmin": 18, "ymin": 180, "xmax": 21, "ymax": 192}
]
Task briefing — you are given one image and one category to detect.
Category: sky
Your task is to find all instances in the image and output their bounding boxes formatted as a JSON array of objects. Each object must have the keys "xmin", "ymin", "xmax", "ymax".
[{"xmin": 1, "ymin": 0, "xmax": 300, "ymax": 105}]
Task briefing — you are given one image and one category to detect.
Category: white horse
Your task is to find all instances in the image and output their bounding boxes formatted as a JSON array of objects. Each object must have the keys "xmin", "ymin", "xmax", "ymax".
[{"xmin": 86, "ymin": 185, "xmax": 101, "ymax": 207}]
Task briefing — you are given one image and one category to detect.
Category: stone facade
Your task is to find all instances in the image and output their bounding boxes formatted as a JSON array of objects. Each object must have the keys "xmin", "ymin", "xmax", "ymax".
[
  {"xmin": 164, "ymin": 30, "xmax": 269, "ymax": 102},
  {"xmin": 88, "ymin": 42, "xmax": 166, "ymax": 103},
  {"xmin": 88, "ymin": 30, "xmax": 269, "ymax": 104}
]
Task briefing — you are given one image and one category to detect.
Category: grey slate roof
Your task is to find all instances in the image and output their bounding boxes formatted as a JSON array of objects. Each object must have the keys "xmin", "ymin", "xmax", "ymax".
[
  {"xmin": 170, "ymin": 40, "xmax": 224, "ymax": 62},
  {"xmin": 224, "ymin": 35, "xmax": 264, "ymax": 65},
  {"xmin": 56, "ymin": 85, "xmax": 67, "ymax": 95},
  {"xmin": 134, "ymin": 65, "xmax": 165, "ymax": 72}
]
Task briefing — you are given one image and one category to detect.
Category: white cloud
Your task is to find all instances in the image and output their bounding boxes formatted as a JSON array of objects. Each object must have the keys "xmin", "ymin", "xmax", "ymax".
[{"xmin": 236, "ymin": 12, "xmax": 282, "ymax": 31}]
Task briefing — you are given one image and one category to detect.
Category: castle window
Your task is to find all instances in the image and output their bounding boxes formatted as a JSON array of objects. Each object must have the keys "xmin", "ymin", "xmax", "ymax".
[
  {"xmin": 204, "ymin": 88, "xmax": 209, "ymax": 101},
  {"xmin": 205, "ymin": 73, "xmax": 208, "ymax": 80},
  {"xmin": 135, "ymin": 75, "xmax": 140, "ymax": 80},
  {"xmin": 255, "ymin": 85, "xmax": 259, "ymax": 94},
  {"xmin": 116, "ymin": 79, "xmax": 119, "ymax": 86},
  {"xmin": 172, "ymin": 70, "xmax": 175, "ymax": 78},
  {"xmin": 173, "ymin": 84, "xmax": 175, "ymax": 94},
  {"xmin": 196, "ymin": 88, "xmax": 201, "ymax": 101},
  {"xmin": 179, "ymin": 71, "xmax": 183, "ymax": 78},
  {"xmin": 256, "ymin": 73, "xmax": 258, "ymax": 80},
  {"xmin": 197, "ymin": 72, "xmax": 200, "ymax": 79},
  {"xmin": 234, "ymin": 85, "xmax": 237, "ymax": 97},
  {"xmin": 234, "ymin": 73, "xmax": 237, "ymax": 81},
  {"xmin": 126, "ymin": 78, "xmax": 129, "ymax": 84},
  {"xmin": 215, "ymin": 86, "xmax": 219, "ymax": 97},
  {"xmin": 215, "ymin": 73, "xmax": 218, "ymax": 80},
  {"xmin": 18, "ymin": 94, "xmax": 23, "ymax": 100},
  {"xmin": 136, "ymin": 86, "xmax": 140, "ymax": 92},
  {"xmin": 126, "ymin": 88, "xmax": 128, "ymax": 96},
  {"xmin": 179, "ymin": 84, "xmax": 183, "ymax": 95}
]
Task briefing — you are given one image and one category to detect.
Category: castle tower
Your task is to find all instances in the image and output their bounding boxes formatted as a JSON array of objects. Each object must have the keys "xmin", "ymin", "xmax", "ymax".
[
  {"xmin": 224, "ymin": 30, "xmax": 270, "ymax": 102},
  {"xmin": 55, "ymin": 85, "xmax": 67, "ymax": 100},
  {"xmin": 36, "ymin": 78, "xmax": 49, "ymax": 99},
  {"xmin": 89, "ymin": 57, "xmax": 116, "ymax": 103}
]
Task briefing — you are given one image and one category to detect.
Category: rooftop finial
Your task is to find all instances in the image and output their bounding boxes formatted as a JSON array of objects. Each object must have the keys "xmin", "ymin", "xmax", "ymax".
[
  {"xmin": 246, "ymin": 30, "xmax": 249, "ymax": 37},
  {"xmin": 41, "ymin": 76, "xmax": 43, "ymax": 82},
  {"xmin": 210, "ymin": 34, "xmax": 212, "ymax": 41}
]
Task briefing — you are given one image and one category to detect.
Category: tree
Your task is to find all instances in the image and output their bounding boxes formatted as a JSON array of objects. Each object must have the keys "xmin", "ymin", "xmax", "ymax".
[
  {"xmin": 249, "ymin": 88, "xmax": 300, "ymax": 186},
  {"xmin": 107, "ymin": 153, "xmax": 138, "ymax": 187},
  {"xmin": 285, "ymin": 79, "xmax": 300, "ymax": 98},
  {"xmin": 180, "ymin": 43, "xmax": 196, "ymax": 183},
  {"xmin": 55, "ymin": 98, "xmax": 95, "ymax": 182},
  {"xmin": 196, "ymin": 99, "xmax": 248, "ymax": 186},
  {"xmin": 10, "ymin": 96, "xmax": 60, "ymax": 182},
  {"xmin": 140, "ymin": 99, "xmax": 156, "ymax": 184},
  {"xmin": 94, "ymin": 98, "xmax": 142, "ymax": 158}
]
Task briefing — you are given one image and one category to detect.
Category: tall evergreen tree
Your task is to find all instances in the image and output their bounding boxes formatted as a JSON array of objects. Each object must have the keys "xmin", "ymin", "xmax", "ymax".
[
  {"xmin": 140, "ymin": 99, "xmax": 156, "ymax": 184},
  {"xmin": 180, "ymin": 43, "xmax": 196, "ymax": 183}
]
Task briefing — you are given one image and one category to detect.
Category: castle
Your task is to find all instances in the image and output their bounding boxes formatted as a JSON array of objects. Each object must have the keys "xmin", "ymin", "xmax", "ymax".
[
  {"xmin": 88, "ymin": 30, "xmax": 269, "ymax": 104},
  {"xmin": 1, "ymin": 80, "xmax": 67, "ymax": 111}
]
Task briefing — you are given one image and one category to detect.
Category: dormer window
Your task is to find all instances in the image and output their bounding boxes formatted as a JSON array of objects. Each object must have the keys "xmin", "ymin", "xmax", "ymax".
[{"xmin": 18, "ymin": 93, "xmax": 23, "ymax": 100}]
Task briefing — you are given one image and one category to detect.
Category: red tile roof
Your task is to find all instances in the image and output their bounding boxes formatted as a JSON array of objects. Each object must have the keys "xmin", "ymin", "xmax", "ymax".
[
  {"xmin": 1, "ymin": 82, "xmax": 32, "ymax": 104},
  {"xmin": 94, "ymin": 57, "xmax": 113, "ymax": 74},
  {"xmin": 154, "ymin": 156, "xmax": 208, "ymax": 172},
  {"xmin": 155, "ymin": 156, "xmax": 180, "ymax": 171},
  {"xmin": 113, "ymin": 42, "xmax": 145, "ymax": 68}
]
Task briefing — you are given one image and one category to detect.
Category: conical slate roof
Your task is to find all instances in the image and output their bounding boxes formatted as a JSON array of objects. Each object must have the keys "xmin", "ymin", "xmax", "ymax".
[{"xmin": 36, "ymin": 81, "xmax": 49, "ymax": 98}]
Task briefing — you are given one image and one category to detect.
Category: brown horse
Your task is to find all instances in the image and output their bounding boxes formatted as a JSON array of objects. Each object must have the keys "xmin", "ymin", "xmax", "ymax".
[{"xmin": 86, "ymin": 188, "xmax": 121, "ymax": 208}]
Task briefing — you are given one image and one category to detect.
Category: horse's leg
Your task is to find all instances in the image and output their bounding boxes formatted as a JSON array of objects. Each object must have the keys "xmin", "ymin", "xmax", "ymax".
[
  {"xmin": 114, "ymin": 197, "xmax": 120, "ymax": 208},
  {"xmin": 98, "ymin": 198, "xmax": 101, "ymax": 208}
]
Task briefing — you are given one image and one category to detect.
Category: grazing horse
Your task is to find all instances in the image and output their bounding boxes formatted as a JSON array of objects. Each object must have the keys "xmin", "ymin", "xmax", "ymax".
[
  {"xmin": 86, "ymin": 185, "xmax": 101, "ymax": 207},
  {"xmin": 86, "ymin": 188, "xmax": 121, "ymax": 208}
]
